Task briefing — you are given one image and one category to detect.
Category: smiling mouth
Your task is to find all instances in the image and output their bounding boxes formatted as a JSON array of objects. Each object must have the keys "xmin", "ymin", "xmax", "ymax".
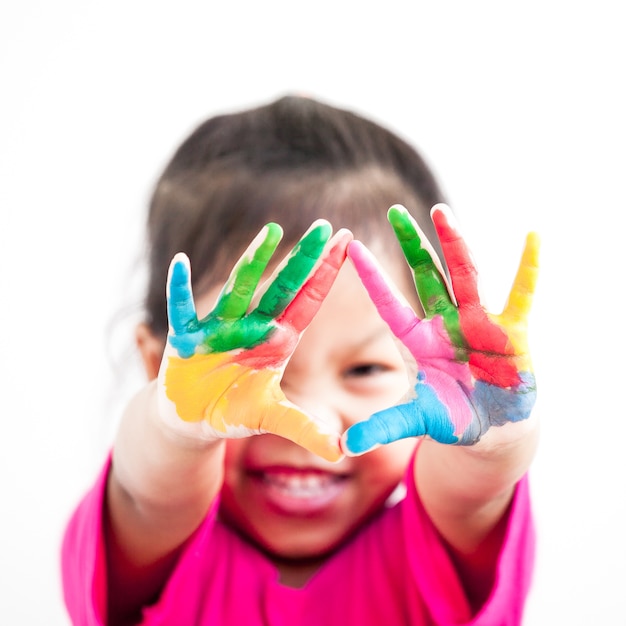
[
  {"xmin": 264, "ymin": 470, "xmax": 345, "ymax": 497},
  {"xmin": 250, "ymin": 468, "xmax": 348, "ymax": 515}
]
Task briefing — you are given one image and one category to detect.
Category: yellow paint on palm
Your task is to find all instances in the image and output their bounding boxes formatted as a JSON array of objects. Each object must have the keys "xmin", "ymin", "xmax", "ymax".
[
  {"xmin": 165, "ymin": 352, "xmax": 279, "ymax": 428},
  {"xmin": 165, "ymin": 352, "xmax": 342, "ymax": 461}
]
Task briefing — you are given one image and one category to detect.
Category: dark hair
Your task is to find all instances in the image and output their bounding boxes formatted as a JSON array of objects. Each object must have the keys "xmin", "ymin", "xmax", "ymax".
[{"xmin": 145, "ymin": 95, "xmax": 447, "ymax": 336}]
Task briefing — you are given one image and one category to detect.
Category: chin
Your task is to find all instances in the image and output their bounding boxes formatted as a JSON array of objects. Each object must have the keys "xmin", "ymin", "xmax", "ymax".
[
  {"xmin": 222, "ymin": 505, "xmax": 352, "ymax": 563},
  {"xmin": 259, "ymin": 518, "xmax": 350, "ymax": 559}
]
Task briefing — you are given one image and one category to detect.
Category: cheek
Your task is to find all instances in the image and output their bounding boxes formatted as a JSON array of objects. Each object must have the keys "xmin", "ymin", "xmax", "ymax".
[
  {"xmin": 220, "ymin": 440, "xmax": 254, "ymax": 524},
  {"xmin": 343, "ymin": 372, "xmax": 412, "ymax": 426},
  {"xmin": 222, "ymin": 439, "xmax": 248, "ymax": 485},
  {"xmin": 356, "ymin": 438, "xmax": 417, "ymax": 493}
]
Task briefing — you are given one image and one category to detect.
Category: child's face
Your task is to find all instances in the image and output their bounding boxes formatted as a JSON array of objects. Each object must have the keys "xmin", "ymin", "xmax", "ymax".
[{"xmin": 197, "ymin": 256, "xmax": 417, "ymax": 562}]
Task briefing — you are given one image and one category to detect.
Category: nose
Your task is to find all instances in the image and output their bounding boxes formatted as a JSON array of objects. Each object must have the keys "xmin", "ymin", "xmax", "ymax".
[{"xmin": 281, "ymin": 385, "xmax": 345, "ymax": 433}]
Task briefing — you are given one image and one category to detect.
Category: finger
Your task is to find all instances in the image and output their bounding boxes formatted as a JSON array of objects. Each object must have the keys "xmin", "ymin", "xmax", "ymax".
[
  {"xmin": 167, "ymin": 253, "xmax": 198, "ymax": 334},
  {"xmin": 501, "ymin": 232, "xmax": 540, "ymax": 324},
  {"xmin": 388, "ymin": 205, "xmax": 455, "ymax": 318},
  {"xmin": 430, "ymin": 204, "xmax": 480, "ymax": 308},
  {"xmin": 279, "ymin": 229, "xmax": 353, "ymax": 333},
  {"xmin": 341, "ymin": 407, "xmax": 418, "ymax": 455},
  {"xmin": 264, "ymin": 403, "xmax": 344, "ymax": 462},
  {"xmin": 256, "ymin": 220, "xmax": 332, "ymax": 319},
  {"xmin": 214, "ymin": 364, "xmax": 344, "ymax": 460},
  {"xmin": 347, "ymin": 239, "xmax": 419, "ymax": 342},
  {"xmin": 341, "ymin": 393, "xmax": 458, "ymax": 456},
  {"xmin": 213, "ymin": 223, "xmax": 283, "ymax": 320}
]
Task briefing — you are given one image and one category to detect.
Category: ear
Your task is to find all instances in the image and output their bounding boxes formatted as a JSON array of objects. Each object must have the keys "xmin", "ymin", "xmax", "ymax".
[{"xmin": 135, "ymin": 323, "xmax": 166, "ymax": 381}]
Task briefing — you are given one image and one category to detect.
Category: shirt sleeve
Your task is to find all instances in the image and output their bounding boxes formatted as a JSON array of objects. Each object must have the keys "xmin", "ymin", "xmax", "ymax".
[
  {"xmin": 60, "ymin": 453, "xmax": 223, "ymax": 626},
  {"xmin": 402, "ymin": 449, "xmax": 536, "ymax": 625},
  {"xmin": 61, "ymin": 455, "xmax": 111, "ymax": 626}
]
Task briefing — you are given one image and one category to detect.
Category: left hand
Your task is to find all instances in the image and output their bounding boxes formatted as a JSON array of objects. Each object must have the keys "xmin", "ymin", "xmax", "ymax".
[
  {"xmin": 342, "ymin": 204, "xmax": 540, "ymax": 455},
  {"xmin": 160, "ymin": 221, "xmax": 353, "ymax": 462}
]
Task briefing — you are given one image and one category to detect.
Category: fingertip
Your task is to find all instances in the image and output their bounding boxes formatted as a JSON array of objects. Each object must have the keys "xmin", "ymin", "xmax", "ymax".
[
  {"xmin": 430, "ymin": 203, "xmax": 456, "ymax": 229},
  {"xmin": 170, "ymin": 251, "xmax": 190, "ymax": 270},
  {"xmin": 260, "ymin": 222, "xmax": 284, "ymax": 247},
  {"xmin": 328, "ymin": 232, "xmax": 353, "ymax": 268},
  {"xmin": 310, "ymin": 218, "xmax": 332, "ymax": 228},
  {"xmin": 332, "ymin": 227, "xmax": 354, "ymax": 242},
  {"xmin": 340, "ymin": 432, "xmax": 362, "ymax": 457},
  {"xmin": 387, "ymin": 204, "xmax": 411, "ymax": 228},
  {"xmin": 325, "ymin": 448, "xmax": 346, "ymax": 463},
  {"xmin": 247, "ymin": 223, "xmax": 283, "ymax": 257},
  {"xmin": 306, "ymin": 433, "xmax": 345, "ymax": 463},
  {"xmin": 328, "ymin": 228, "xmax": 353, "ymax": 254},
  {"xmin": 347, "ymin": 238, "xmax": 367, "ymax": 258},
  {"xmin": 387, "ymin": 204, "xmax": 408, "ymax": 217},
  {"xmin": 523, "ymin": 231, "xmax": 541, "ymax": 268},
  {"xmin": 430, "ymin": 202, "xmax": 451, "ymax": 216},
  {"xmin": 527, "ymin": 231, "xmax": 541, "ymax": 249},
  {"xmin": 308, "ymin": 218, "xmax": 333, "ymax": 239},
  {"xmin": 167, "ymin": 252, "xmax": 191, "ymax": 290},
  {"xmin": 347, "ymin": 240, "xmax": 377, "ymax": 271},
  {"xmin": 340, "ymin": 429, "xmax": 380, "ymax": 457},
  {"xmin": 388, "ymin": 205, "xmax": 425, "ymax": 244}
]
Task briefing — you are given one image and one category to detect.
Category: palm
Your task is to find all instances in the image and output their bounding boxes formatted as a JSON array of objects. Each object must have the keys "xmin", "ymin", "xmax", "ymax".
[
  {"xmin": 159, "ymin": 221, "xmax": 352, "ymax": 462},
  {"xmin": 343, "ymin": 204, "xmax": 539, "ymax": 454}
]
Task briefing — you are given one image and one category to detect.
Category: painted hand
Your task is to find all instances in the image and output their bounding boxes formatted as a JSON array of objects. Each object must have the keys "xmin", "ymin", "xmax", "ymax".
[
  {"xmin": 342, "ymin": 204, "xmax": 539, "ymax": 455},
  {"xmin": 158, "ymin": 221, "xmax": 352, "ymax": 462}
]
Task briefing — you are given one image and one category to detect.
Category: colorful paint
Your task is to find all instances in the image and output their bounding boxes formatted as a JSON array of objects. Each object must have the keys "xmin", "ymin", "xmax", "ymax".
[
  {"xmin": 343, "ymin": 204, "xmax": 539, "ymax": 454},
  {"xmin": 163, "ymin": 222, "xmax": 352, "ymax": 462}
]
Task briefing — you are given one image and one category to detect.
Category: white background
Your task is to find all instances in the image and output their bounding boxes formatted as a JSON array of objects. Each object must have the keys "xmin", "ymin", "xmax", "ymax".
[{"xmin": 1, "ymin": 2, "xmax": 624, "ymax": 624}]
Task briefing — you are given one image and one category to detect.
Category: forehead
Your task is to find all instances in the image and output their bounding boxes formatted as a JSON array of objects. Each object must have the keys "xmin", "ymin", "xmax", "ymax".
[
  {"xmin": 194, "ymin": 235, "xmax": 418, "ymax": 323},
  {"xmin": 355, "ymin": 235, "xmax": 420, "ymax": 303}
]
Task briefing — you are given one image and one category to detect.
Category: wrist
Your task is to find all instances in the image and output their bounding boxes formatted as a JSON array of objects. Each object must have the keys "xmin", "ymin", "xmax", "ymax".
[
  {"xmin": 151, "ymin": 377, "xmax": 225, "ymax": 450},
  {"xmin": 464, "ymin": 411, "xmax": 540, "ymax": 460},
  {"xmin": 113, "ymin": 381, "xmax": 225, "ymax": 509}
]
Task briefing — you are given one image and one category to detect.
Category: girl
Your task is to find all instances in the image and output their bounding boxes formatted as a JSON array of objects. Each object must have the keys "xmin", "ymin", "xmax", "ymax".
[{"xmin": 62, "ymin": 96, "xmax": 539, "ymax": 625}]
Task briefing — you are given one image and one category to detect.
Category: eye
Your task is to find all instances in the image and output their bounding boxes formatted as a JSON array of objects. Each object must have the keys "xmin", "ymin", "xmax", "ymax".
[{"xmin": 344, "ymin": 363, "xmax": 389, "ymax": 378}]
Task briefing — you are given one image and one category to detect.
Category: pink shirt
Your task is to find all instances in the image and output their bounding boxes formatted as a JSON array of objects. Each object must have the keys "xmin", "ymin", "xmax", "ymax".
[{"xmin": 62, "ymin": 453, "xmax": 534, "ymax": 625}]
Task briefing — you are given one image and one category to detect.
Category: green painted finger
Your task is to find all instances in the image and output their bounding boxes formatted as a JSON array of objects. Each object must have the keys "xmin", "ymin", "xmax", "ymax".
[
  {"xmin": 213, "ymin": 223, "xmax": 283, "ymax": 320},
  {"xmin": 387, "ymin": 205, "xmax": 454, "ymax": 318},
  {"xmin": 256, "ymin": 220, "xmax": 332, "ymax": 319}
]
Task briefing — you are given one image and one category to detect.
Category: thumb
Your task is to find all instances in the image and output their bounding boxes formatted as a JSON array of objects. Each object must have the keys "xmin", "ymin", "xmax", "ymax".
[
  {"xmin": 342, "ymin": 393, "xmax": 458, "ymax": 456},
  {"xmin": 262, "ymin": 402, "xmax": 344, "ymax": 462}
]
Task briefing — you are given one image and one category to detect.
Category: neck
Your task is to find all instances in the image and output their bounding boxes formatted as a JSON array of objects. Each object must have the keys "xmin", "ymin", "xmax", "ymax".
[{"xmin": 272, "ymin": 555, "xmax": 326, "ymax": 588}]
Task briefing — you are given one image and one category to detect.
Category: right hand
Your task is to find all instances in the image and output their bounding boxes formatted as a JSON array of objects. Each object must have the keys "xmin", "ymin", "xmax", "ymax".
[
  {"xmin": 158, "ymin": 221, "xmax": 352, "ymax": 462},
  {"xmin": 342, "ymin": 204, "xmax": 539, "ymax": 455}
]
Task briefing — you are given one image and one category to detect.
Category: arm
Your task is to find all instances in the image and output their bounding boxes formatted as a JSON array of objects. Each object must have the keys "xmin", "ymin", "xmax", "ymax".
[
  {"xmin": 343, "ymin": 204, "xmax": 539, "ymax": 609},
  {"xmin": 106, "ymin": 222, "xmax": 352, "ymax": 623},
  {"xmin": 106, "ymin": 383, "xmax": 225, "ymax": 624}
]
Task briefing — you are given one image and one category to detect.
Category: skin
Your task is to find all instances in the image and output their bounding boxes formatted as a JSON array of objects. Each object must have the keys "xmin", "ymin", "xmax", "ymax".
[
  {"xmin": 343, "ymin": 204, "xmax": 539, "ymax": 451},
  {"xmin": 157, "ymin": 221, "xmax": 416, "ymax": 566},
  {"xmin": 215, "ymin": 262, "xmax": 417, "ymax": 568},
  {"xmin": 106, "ymin": 210, "xmax": 540, "ymax": 624},
  {"xmin": 160, "ymin": 220, "xmax": 347, "ymax": 461}
]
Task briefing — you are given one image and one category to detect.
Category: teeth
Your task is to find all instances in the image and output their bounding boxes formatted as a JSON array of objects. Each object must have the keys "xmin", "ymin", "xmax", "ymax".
[{"xmin": 263, "ymin": 472, "xmax": 337, "ymax": 498}]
